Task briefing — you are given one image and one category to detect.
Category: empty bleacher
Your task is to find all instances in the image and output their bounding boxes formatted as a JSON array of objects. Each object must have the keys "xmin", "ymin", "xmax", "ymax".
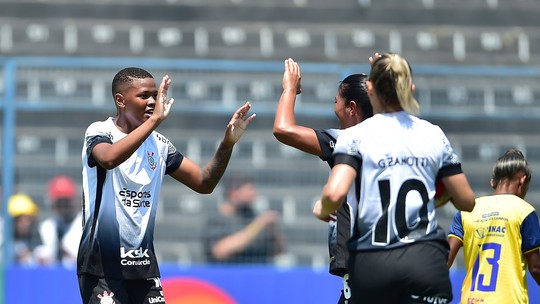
[
  {"xmin": 1, "ymin": 0, "xmax": 540, "ymax": 64},
  {"xmin": 2, "ymin": 19, "xmax": 539, "ymax": 64}
]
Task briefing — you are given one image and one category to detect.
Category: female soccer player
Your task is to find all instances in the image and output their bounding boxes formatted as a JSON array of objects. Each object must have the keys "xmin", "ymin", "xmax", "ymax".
[
  {"xmin": 78, "ymin": 67, "xmax": 255, "ymax": 304},
  {"xmin": 273, "ymin": 58, "xmax": 372, "ymax": 303},
  {"xmin": 448, "ymin": 148, "xmax": 540, "ymax": 303},
  {"xmin": 313, "ymin": 52, "xmax": 476, "ymax": 304}
]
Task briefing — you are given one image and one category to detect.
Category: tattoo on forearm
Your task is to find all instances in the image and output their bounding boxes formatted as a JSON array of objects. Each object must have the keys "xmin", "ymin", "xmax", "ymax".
[{"xmin": 204, "ymin": 142, "xmax": 233, "ymax": 186}]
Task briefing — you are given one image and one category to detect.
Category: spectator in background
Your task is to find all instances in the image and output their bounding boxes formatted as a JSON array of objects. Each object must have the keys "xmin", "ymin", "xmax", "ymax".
[
  {"xmin": 38, "ymin": 175, "xmax": 83, "ymax": 268},
  {"xmin": 448, "ymin": 148, "xmax": 540, "ymax": 303},
  {"xmin": 204, "ymin": 176, "xmax": 285, "ymax": 264},
  {"xmin": 8, "ymin": 193, "xmax": 42, "ymax": 266}
]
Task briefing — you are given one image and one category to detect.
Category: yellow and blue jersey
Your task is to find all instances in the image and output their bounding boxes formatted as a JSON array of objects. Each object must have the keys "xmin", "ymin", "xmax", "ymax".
[{"xmin": 449, "ymin": 194, "xmax": 540, "ymax": 304}]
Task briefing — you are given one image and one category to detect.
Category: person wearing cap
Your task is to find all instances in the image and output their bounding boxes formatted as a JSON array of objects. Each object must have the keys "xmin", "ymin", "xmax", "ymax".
[
  {"xmin": 38, "ymin": 175, "xmax": 83, "ymax": 268},
  {"xmin": 8, "ymin": 193, "xmax": 43, "ymax": 266}
]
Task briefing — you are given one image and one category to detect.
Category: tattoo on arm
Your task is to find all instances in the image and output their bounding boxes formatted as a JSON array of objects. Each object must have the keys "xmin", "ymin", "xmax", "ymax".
[{"xmin": 203, "ymin": 141, "xmax": 234, "ymax": 187}]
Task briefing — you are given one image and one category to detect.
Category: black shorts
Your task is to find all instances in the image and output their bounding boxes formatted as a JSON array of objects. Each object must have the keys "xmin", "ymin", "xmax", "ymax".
[
  {"xmin": 78, "ymin": 274, "xmax": 166, "ymax": 304},
  {"xmin": 348, "ymin": 241, "xmax": 453, "ymax": 304}
]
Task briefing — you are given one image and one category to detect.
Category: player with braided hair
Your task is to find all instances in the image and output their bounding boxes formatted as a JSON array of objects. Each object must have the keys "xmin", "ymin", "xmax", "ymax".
[{"xmin": 448, "ymin": 148, "xmax": 540, "ymax": 303}]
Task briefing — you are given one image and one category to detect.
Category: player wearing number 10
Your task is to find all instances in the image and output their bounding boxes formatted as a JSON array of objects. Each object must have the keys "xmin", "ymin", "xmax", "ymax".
[
  {"xmin": 448, "ymin": 149, "xmax": 540, "ymax": 304},
  {"xmin": 313, "ymin": 52, "xmax": 476, "ymax": 304}
]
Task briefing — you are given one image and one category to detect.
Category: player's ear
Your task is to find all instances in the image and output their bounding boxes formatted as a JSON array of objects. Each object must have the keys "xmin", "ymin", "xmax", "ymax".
[
  {"xmin": 366, "ymin": 80, "xmax": 374, "ymax": 96},
  {"xmin": 348, "ymin": 100, "xmax": 358, "ymax": 116},
  {"xmin": 519, "ymin": 174, "xmax": 528, "ymax": 186},
  {"xmin": 114, "ymin": 93, "xmax": 125, "ymax": 109},
  {"xmin": 516, "ymin": 174, "xmax": 529, "ymax": 199},
  {"xmin": 489, "ymin": 178, "xmax": 495, "ymax": 189}
]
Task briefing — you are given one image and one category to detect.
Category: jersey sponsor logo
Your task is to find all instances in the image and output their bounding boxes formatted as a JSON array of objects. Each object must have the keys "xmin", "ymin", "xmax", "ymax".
[
  {"xmin": 121, "ymin": 247, "xmax": 150, "ymax": 258},
  {"xmin": 119, "ymin": 188, "xmax": 152, "ymax": 208},
  {"xmin": 155, "ymin": 133, "xmax": 175, "ymax": 154},
  {"xmin": 147, "ymin": 151, "xmax": 157, "ymax": 170},
  {"xmin": 148, "ymin": 295, "xmax": 165, "ymax": 303},
  {"xmin": 475, "ymin": 212, "xmax": 508, "ymax": 224},
  {"xmin": 474, "ymin": 226, "xmax": 506, "ymax": 239},
  {"xmin": 474, "ymin": 228, "xmax": 487, "ymax": 239},
  {"xmin": 486, "ymin": 226, "xmax": 506, "ymax": 233},
  {"xmin": 377, "ymin": 156, "xmax": 428, "ymax": 168},
  {"xmin": 120, "ymin": 247, "xmax": 151, "ymax": 266},
  {"xmin": 482, "ymin": 211, "xmax": 499, "ymax": 218},
  {"xmin": 466, "ymin": 297, "xmax": 484, "ymax": 304},
  {"xmin": 410, "ymin": 294, "xmax": 449, "ymax": 304},
  {"xmin": 155, "ymin": 133, "xmax": 168, "ymax": 143}
]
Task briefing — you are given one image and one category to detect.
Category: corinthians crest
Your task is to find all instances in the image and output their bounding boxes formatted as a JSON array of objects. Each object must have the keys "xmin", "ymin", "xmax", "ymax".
[{"xmin": 147, "ymin": 151, "xmax": 157, "ymax": 170}]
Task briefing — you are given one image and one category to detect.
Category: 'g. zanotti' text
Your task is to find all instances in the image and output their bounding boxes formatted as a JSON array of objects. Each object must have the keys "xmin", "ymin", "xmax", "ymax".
[{"xmin": 377, "ymin": 156, "xmax": 428, "ymax": 168}]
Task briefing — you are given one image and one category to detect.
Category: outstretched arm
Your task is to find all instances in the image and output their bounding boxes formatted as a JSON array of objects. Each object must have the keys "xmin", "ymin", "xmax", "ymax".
[
  {"xmin": 273, "ymin": 58, "xmax": 322, "ymax": 156},
  {"xmin": 170, "ymin": 102, "xmax": 256, "ymax": 194},
  {"xmin": 443, "ymin": 174, "xmax": 475, "ymax": 212}
]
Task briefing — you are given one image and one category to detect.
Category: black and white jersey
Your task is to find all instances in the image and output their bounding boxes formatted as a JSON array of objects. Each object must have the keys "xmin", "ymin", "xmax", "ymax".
[
  {"xmin": 333, "ymin": 112, "xmax": 462, "ymax": 252},
  {"xmin": 315, "ymin": 128, "xmax": 353, "ymax": 277},
  {"xmin": 78, "ymin": 117, "xmax": 183, "ymax": 279}
]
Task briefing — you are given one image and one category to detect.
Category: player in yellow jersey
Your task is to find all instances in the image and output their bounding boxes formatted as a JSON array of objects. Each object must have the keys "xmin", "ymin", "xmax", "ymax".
[{"xmin": 448, "ymin": 148, "xmax": 540, "ymax": 304}]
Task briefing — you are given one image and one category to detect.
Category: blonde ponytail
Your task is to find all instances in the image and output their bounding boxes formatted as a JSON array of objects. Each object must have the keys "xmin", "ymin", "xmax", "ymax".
[{"xmin": 370, "ymin": 53, "xmax": 420, "ymax": 115}]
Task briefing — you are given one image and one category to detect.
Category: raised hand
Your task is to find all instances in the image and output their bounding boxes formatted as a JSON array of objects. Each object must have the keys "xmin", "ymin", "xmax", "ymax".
[
  {"xmin": 283, "ymin": 58, "xmax": 302, "ymax": 95},
  {"xmin": 224, "ymin": 101, "xmax": 256, "ymax": 145},
  {"xmin": 153, "ymin": 74, "xmax": 174, "ymax": 121}
]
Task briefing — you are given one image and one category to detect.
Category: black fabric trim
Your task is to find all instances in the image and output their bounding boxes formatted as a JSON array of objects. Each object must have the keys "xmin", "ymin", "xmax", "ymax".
[
  {"xmin": 315, "ymin": 128, "xmax": 337, "ymax": 168},
  {"xmin": 79, "ymin": 164, "xmax": 107, "ymax": 277},
  {"xmin": 86, "ymin": 135, "xmax": 113, "ymax": 168},
  {"xmin": 436, "ymin": 163, "xmax": 463, "ymax": 180},
  {"xmin": 334, "ymin": 153, "xmax": 361, "ymax": 172},
  {"xmin": 90, "ymin": 165, "xmax": 106, "ymax": 242},
  {"xmin": 165, "ymin": 151, "xmax": 183, "ymax": 175},
  {"xmin": 329, "ymin": 202, "xmax": 351, "ymax": 277}
]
